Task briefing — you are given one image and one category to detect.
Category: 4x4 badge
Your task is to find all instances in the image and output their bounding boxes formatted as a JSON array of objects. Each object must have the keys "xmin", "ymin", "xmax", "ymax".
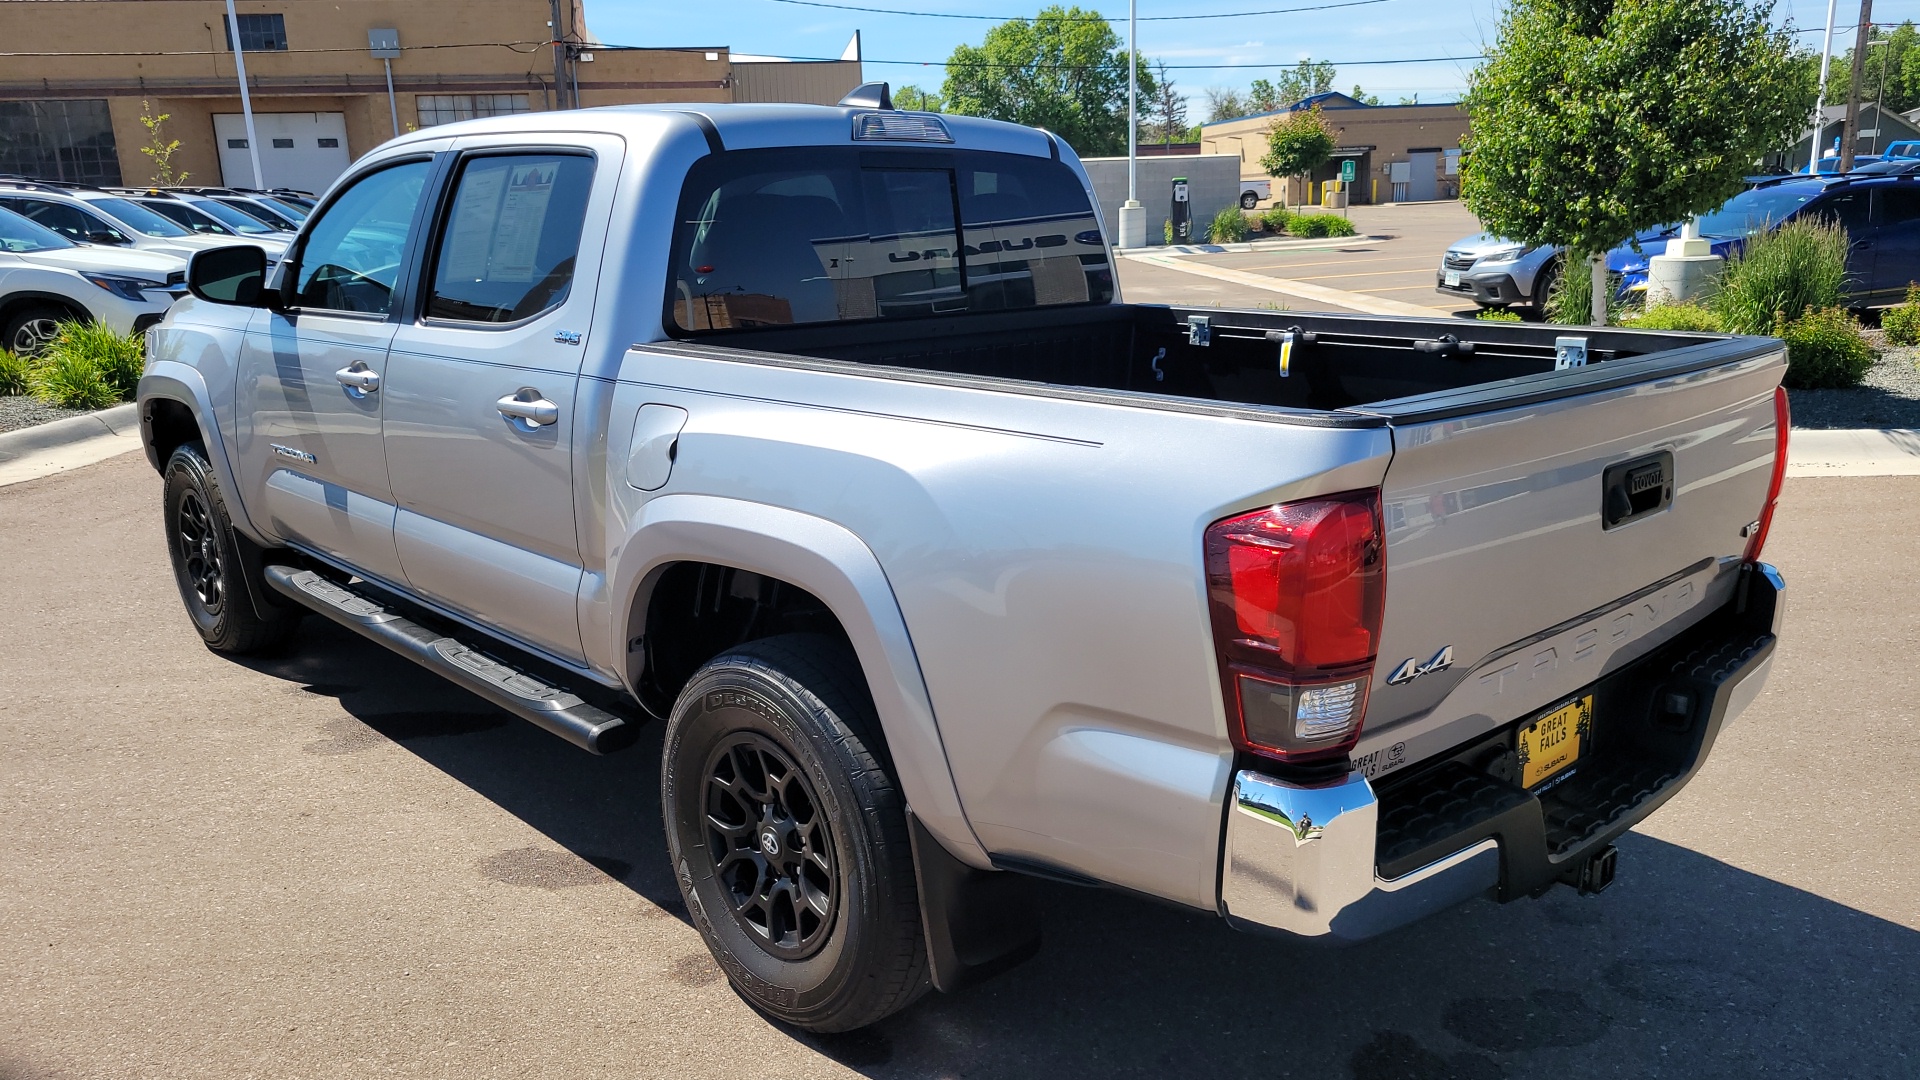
[{"xmin": 1387, "ymin": 646, "xmax": 1455, "ymax": 685}]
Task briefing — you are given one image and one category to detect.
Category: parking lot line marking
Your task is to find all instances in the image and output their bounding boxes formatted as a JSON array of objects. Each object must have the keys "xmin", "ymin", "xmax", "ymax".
[
  {"xmin": 1124, "ymin": 253, "xmax": 1450, "ymax": 318},
  {"xmin": 1234, "ymin": 255, "xmax": 1438, "ymax": 272},
  {"xmin": 1294, "ymin": 267, "xmax": 1450, "ymax": 281}
]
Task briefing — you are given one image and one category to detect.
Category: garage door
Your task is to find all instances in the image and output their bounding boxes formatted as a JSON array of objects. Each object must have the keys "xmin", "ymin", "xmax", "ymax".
[{"xmin": 214, "ymin": 113, "xmax": 351, "ymax": 194}]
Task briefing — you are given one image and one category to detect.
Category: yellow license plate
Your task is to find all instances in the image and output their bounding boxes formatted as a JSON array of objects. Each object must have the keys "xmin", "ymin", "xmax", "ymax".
[{"xmin": 1518, "ymin": 695, "xmax": 1592, "ymax": 789}]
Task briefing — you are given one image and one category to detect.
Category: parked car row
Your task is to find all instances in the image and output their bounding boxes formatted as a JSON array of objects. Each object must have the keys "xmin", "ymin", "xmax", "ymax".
[
  {"xmin": 0, "ymin": 177, "xmax": 312, "ymax": 355},
  {"xmin": 1438, "ymin": 171, "xmax": 1920, "ymax": 313}
]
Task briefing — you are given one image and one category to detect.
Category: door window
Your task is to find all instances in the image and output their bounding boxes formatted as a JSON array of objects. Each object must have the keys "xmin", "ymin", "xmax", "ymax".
[
  {"xmin": 291, "ymin": 160, "xmax": 431, "ymax": 315},
  {"xmin": 1875, "ymin": 186, "xmax": 1920, "ymax": 229},
  {"xmin": 424, "ymin": 154, "xmax": 595, "ymax": 323}
]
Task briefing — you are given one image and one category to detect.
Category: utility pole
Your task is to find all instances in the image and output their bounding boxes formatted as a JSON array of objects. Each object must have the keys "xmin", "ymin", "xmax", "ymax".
[
  {"xmin": 224, "ymin": 0, "xmax": 264, "ymax": 187},
  {"xmin": 550, "ymin": 0, "xmax": 571, "ymax": 110},
  {"xmin": 1839, "ymin": 0, "xmax": 1873, "ymax": 172},
  {"xmin": 1807, "ymin": 0, "xmax": 1840, "ymax": 171}
]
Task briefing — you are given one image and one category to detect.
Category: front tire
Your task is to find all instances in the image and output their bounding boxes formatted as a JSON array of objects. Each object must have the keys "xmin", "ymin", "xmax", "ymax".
[
  {"xmin": 3, "ymin": 303, "xmax": 68, "ymax": 358},
  {"xmin": 663, "ymin": 634, "xmax": 927, "ymax": 1032},
  {"xmin": 162, "ymin": 444, "xmax": 301, "ymax": 655}
]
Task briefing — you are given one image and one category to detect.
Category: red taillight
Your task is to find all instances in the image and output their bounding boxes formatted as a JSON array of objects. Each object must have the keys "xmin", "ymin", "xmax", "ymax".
[
  {"xmin": 1743, "ymin": 386, "xmax": 1790, "ymax": 564},
  {"xmin": 1205, "ymin": 490, "xmax": 1384, "ymax": 763}
]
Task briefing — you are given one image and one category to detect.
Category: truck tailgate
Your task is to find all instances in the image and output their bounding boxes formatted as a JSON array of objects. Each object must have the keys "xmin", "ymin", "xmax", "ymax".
[{"xmin": 1353, "ymin": 339, "xmax": 1786, "ymax": 779}]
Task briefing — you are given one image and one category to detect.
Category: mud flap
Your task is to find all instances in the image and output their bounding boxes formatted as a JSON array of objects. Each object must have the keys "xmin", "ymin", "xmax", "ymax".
[{"xmin": 907, "ymin": 810, "xmax": 1041, "ymax": 993}]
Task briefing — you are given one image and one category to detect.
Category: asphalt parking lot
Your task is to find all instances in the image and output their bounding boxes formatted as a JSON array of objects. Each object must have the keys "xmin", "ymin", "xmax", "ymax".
[
  {"xmin": 3, "ymin": 452, "xmax": 1917, "ymax": 1079},
  {"xmin": 1118, "ymin": 201, "xmax": 1491, "ymax": 318}
]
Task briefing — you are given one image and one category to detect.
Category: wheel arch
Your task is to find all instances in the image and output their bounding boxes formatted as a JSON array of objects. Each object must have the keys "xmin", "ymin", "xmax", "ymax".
[
  {"xmin": 136, "ymin": 361, "xmax": 263, "ymax": 540},
  {"xmin": 0, "ymin": 290, "xmax": 92, "ymax": 332},
  {"xmin": 612, "ymin": 494, "xmax": 991, "ymax": 869}
]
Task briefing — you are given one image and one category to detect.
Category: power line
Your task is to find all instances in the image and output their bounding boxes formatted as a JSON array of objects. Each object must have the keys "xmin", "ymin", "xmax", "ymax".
[{"xmin": 763, "ymin": 0, "xmax": 1394, "ymax": 20}]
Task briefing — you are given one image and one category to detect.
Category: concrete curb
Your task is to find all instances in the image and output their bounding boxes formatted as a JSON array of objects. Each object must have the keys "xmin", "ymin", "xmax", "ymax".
[
  {"xmin": 0, "ymin": 402, "xmax": 139, "ymax": 462},
  {"xmin": 1119, "ymin": 235, "xmax": 1382, "ymax": 257},
  {"xmin": 1786, "ymin": 427, "xmax": 1920, "ymax": 478},
  {"xmin": 0, "ymin": 402, "xmax": 144, "ymax": 489}
]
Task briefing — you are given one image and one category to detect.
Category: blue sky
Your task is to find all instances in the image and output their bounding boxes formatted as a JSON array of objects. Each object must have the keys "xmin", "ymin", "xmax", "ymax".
[{"xmin": 590, "ymin": 0, "xmax": 1909, "ymax": 112}]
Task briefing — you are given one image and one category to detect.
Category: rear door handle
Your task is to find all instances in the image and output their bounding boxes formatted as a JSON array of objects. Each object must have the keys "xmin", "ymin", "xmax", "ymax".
[
  {"xmin": 335, "ymin": 362, "xmax": 380, "ymax": 396},
  {"xmin": 497, "ymin": 390, "xmax": 559, "ymax": 428}
]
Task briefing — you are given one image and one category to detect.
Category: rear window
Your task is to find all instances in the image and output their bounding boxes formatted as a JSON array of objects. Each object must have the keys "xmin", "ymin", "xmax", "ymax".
[{"xmin": 667, "ymin": 147, "xmax": 1112, "ymax": 334}]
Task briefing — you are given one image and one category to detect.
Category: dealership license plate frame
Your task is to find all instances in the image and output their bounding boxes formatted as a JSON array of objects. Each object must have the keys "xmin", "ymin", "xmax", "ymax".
[
  {"xmin": 1517, "ymin": 693, "xmax": 1593, "ymax": 789},
  {"xmin": 1444, "ymin": 269, "xmax": 1462, "ymax": 287}
]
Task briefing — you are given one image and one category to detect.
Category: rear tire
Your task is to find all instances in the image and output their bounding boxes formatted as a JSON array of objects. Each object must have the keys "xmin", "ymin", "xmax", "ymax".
[
  {"xmin": 663, "ymin": 634, "xmax": 928, "ymax": 1032},
  {"xmin": 162, "ymin": 443, "xmax": 301, "ymax": 655},
  {"xmin": 1240, "ymin": 192, "xmax": 1259, "ymax": 210}
]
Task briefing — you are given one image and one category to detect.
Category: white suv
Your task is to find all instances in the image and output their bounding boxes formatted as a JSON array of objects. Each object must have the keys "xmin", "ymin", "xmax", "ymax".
[
  {"xmin": 0, "ymin": 182, "xmax": 286, "ymax": 264},
  {"xmin": 0, "ymin": 206, "xmax": 181, "ymax": 355}
]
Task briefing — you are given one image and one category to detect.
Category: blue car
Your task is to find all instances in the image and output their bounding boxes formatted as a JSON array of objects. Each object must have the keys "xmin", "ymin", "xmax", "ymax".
[{"xmin": 1613, "ymin": 173, "xmax": 1920, "ymax": 306}]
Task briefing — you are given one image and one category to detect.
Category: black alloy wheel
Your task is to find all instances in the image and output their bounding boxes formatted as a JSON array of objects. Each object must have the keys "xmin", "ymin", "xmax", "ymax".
[
  {"xmin": 663, "ymin": 634, "xmax": 927, "ymax": 1032},
  {"xmin": 702, "ymin": 732, "xmax": 839, "ymax": 958},
  {"xmin": 176, "ymin": 487, "xmax": 225, "ymax": 615},
  {"xmin": 161, "ymin": 443, "xmax": 301, "ymax": 655}
]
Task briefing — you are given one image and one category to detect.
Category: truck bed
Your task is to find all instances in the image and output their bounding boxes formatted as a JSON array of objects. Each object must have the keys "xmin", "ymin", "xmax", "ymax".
[{"xmin": 652, "ymin": 302, "xmax": 1766, "ymax": 422}]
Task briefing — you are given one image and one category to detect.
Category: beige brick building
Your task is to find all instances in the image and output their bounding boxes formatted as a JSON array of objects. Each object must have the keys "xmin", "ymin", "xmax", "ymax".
[
  {"xmin": 1200, "ymin": 91, "xmax": 1470, "ymax": 206},
  {"xmin": 0, "ymin": 0, "xmax": 860, "ymax": 193}
]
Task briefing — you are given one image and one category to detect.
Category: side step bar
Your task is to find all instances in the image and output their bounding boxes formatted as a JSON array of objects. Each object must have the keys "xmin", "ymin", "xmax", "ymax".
[{"xmin": 263, "ymin": 565, "xmax": 637, "ymax": 754}]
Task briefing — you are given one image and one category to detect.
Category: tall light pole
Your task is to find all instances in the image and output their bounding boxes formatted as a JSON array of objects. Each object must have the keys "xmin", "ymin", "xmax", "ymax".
[
  {"xmin": 1807, "ymin": 0, "xmax": 1840, "ymax": 171},
  {"xmin": 224, "ymin": 0, "xmax": 264, "ymax": 187},
  {"xmin": 1116, "ymin": 0, "xmax": 1146, "ymax": 248}
]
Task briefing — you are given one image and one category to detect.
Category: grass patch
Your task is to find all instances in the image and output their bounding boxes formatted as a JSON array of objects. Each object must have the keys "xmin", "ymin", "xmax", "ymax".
[
  {"xmin": 1711, "ymin": 216, "xmax": 1849, "ymax": 335},
  {"xmin": 0, "ymin": 350, "xmax": 29, "ymax": 396},
  {"xmin": 1543, "ymin": 256, "xmax": 1626, "ymax": 325},
  {"xmin": 19, "ymin": 321, "xmax": 146, "ymax": 409},
  {"xmin": 1475, "ymin": 308, "xmax": 1524, "ymax": 322}
]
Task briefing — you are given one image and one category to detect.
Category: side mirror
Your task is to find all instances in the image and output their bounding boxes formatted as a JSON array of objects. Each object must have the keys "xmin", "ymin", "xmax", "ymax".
[
  {"xmin": 84, "ymin": 230, "xmax": 127, "ymax": 245},
  {"xmin": 187, "ymin": 245, "xmax": 270, "ymax": 306}
]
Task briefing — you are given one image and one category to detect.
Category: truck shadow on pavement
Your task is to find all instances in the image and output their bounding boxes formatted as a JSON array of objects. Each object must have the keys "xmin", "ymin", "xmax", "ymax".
[{"xmin": 247, "ymin": 621, "xmax": 1920, "ymax": 1080}]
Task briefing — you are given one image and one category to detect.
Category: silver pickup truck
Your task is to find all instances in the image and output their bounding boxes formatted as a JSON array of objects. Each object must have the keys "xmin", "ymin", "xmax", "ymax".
[{"xmin": 136, "ymin": 87, "xmax": 1788, "ymax": 1033}]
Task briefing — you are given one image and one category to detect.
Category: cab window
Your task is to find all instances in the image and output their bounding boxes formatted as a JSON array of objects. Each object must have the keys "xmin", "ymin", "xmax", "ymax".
[{"xmin": 667, "ymin": 146, "xmax": 1112, "ymax": 334}]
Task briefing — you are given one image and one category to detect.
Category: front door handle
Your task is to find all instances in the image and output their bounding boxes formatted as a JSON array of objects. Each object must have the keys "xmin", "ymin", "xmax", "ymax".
[
  {"xmin": 335, "ymin": 362, "xmax": 380, "ymax": 397},
  {"xmin": 497, "ymin": 389, "xmax": 559, "ymax": 428}
]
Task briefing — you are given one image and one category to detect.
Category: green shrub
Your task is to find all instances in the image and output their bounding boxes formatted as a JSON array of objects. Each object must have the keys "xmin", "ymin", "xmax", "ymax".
[
  {"xmin": 1207, "ymin": 205, "xmax": 1249, "ymax": 244},
  {"xmin": 26, "ymin": 321, "xmax": 145, "ymax": 409},
  {"xmin": 1291, "ymin": 213, "xmax": 1358, "ymax": 238},
  {"xmin": 1777, "ymin": 307, "xmax": 1876, "ymax": 389},
  {"xmin": 1881, "ymin": 283, "xmax": 1920, "ymax": 346},
  {"xmin": 1622, "ymin": 302, "xmax": 1724, "ymax": 332},
  {"xmin": 1475, "ymin": 308, "xmax": 1524, "ymax": 322},
  {"xmin": 1711, "ymin": 217, "xmax": 1849, "ymax": 335},
  {"xmin": 1260, "ymin": 206, "xmax": 1293, "ymax": 233},
  {"xmin": 1163, "ymin": 218, "xmax": 1174, "ymax": 245},
  {"xmin": 0, "ymin": 350, "xmax": 29, "ymax": 396}
]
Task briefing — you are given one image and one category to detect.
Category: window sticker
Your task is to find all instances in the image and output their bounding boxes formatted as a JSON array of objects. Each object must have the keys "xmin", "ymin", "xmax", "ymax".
[{"xmin": 489, "ymin": 162, "xmax": 557, "ymax": 283}]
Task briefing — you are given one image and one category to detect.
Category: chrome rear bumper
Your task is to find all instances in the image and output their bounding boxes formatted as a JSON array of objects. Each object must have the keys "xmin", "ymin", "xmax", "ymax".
[{"xmin": 1220, "ymin": 562, "xmax": 1784, "ymax": 942}]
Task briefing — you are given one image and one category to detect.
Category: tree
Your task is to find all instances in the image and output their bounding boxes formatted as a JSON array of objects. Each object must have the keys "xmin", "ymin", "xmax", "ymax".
[
  {"xmin": 1146, "ymin": 61, "xmax": 1190, "ymax": 145},
  {"xmin": 1204, "ymin": 87, "xmax": 1249, "ymax": 122},
  {"xmin": 1260, "ymin": 105, "xmax": 1336, "ymax": 209},
  {"xmin": 1272, "ymin": 59, "xmax": 1337, "ymax": 104},
  {"xmin": 1812, "ymin": 21, "xmax": 1920, "ymax": 117},
  {"xmin": 1247, "ymin": 78, "xmax": 1283, "ymax": 113},
  {"xmin": 1462, "ymin": 0, "xmax": 1812, "ymax": 325},
  {"xmin": 895, "ymin": 85, "xmax": 944, "ymax": 112},
  {"xmin": 138, "ymin": 100, "xmax": 188, "ymax": 185},
  {"xmin": 1350, "ymin": 84, "xmax": 1383, "ymax": 106},
  {"xmin": 942, "ymin": 6, "xmax": 1157, "ymax": 157}
]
